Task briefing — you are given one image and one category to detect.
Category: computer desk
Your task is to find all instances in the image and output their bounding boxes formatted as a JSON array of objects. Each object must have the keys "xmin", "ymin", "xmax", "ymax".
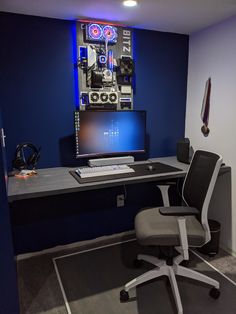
[
  {"xmin": 7, "ymin": 156, "xmax": 231, "ymax": 253},
  {"xmin": 8, "ymin": 157, "xmax": 189, "ymax": 202}
]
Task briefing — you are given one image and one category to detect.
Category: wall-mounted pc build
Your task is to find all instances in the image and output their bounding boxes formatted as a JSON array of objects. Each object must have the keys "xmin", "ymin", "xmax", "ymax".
[{"xmin": 75, "ymin": 110, "xmax": 146, "ymax": 158}]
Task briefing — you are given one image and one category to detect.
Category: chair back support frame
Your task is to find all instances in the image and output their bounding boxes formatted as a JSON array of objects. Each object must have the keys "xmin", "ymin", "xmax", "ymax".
[{"xmin": 182, "ymin": 150, "xmax": 223, "ymax": 244}]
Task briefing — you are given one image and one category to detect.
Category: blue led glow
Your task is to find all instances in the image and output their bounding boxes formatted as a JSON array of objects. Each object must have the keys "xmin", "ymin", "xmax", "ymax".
[
  {"xmin": 103, "ymin": 25, "xmax": 117, "ymax": 43},
  {"xmin": 99, "ymin": 55, "xmax": 107, "ymax": 64},
  {"xmin": 108, "ymin": 50, "xmax": 114, "ymax": 71},
  {"xmin": 88, "ymin": 23, "xmax": 103, "ymax": 40},
  {"xmin": 71, "ymin": 22, "xmax": 79, "ymax": 109}
]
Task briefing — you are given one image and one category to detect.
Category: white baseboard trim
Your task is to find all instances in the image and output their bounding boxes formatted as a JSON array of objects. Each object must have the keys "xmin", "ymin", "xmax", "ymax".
[{"xmin": 16, "ymin": 233, "xmax": 236, "ymax": 261}]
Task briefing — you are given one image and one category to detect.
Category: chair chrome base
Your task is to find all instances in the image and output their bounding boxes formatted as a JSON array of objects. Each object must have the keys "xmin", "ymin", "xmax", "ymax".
[{"xmin": 121, "ymin": 253, "xmax": 220, "ymax": 314}]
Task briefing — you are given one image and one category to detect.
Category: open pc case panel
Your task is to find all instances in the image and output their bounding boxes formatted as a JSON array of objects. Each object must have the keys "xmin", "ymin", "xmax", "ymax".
[{"xmin": 76, "ymin": 21, "xmax": 134, "ymax": 111}]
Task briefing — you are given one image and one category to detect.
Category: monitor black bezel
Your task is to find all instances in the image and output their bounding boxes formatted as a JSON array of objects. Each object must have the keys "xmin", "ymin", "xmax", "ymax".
[{"xmin": 75, "ymin": 110, "xmax": 147, "ymax": 159}]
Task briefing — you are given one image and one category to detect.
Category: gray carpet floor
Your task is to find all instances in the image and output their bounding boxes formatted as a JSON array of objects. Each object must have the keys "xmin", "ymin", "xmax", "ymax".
[
  {"xmin": 55, "ymin": 241, "xmax": 236, "ymax": 314},
  {"xmin": 197, "ymin": 249, "xmax": 236, "ymax": 283},
  {"xmin": 17, "ymin": 236, "xmax": 236, "ymax": 314}
]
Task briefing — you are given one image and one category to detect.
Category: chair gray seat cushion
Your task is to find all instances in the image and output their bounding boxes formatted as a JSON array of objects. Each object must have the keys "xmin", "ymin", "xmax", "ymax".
[{"xmin": 135, "ymin": 207, "xmax": 206, "ymax": 247}]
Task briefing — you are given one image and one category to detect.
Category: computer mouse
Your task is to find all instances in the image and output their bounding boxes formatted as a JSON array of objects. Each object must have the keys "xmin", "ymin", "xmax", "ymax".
[{"xmin": 147, "ymin": 165, "xmax": 155, "ymax": 171}]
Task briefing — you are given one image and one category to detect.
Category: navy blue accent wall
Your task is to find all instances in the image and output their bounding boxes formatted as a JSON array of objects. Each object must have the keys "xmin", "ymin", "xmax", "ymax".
[
  {"xmin": 0, "ymin": 109, "xmax": 19, "ymax": 314},
  {"xmin": 133, "ymin": 28, "xmax": 188, "ymax": 157},
  {"xmin": 0, "ymin": 13, "xmax": 188, "ymax": 170},
  {"xmin": 0, "ymin": 13, "xmax": 75, "ymax": 169}
]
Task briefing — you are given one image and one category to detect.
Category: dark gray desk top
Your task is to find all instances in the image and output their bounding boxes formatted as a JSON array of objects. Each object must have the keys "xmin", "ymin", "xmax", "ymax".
[{"xmin": 7, "ymin": 157, "xmax": 190, "ymax": 202}]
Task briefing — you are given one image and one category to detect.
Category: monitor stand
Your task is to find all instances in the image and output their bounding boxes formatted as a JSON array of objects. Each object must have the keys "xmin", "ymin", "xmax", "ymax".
[{"xmin": 88, "ymin": 156, "xmax": 134, "ymax": 167}]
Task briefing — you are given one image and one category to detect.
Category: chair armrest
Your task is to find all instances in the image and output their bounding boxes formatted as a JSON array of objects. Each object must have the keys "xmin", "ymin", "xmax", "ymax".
[
  {"xmin": 156, "ymin": 181, "xmax": 178, "ymax": 207},
  {"xmin": 159, "ymin": 206, "xmax": 199, "ymax": 216},
  {"xmin": 156, "ymin": 185, "xmax": 171, "ymax": 206}
]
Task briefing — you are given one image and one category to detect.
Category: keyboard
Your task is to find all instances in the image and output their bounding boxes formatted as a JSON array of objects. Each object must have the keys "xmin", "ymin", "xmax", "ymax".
[{"xmin": 76, "ymin": 164, "xmax": 135, "ymax": 178}]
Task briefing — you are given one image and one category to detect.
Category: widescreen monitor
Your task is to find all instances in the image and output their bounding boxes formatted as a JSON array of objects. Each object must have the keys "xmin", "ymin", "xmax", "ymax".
[{"xmin": 75, "ymin": 110, "xmax": 146, "ymax": 158}]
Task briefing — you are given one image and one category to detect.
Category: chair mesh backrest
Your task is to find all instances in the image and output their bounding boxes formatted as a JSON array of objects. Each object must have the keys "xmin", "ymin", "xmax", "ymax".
[{"xmin": 183, "ymin": 150, "xmax": 220, "ymax": 213}]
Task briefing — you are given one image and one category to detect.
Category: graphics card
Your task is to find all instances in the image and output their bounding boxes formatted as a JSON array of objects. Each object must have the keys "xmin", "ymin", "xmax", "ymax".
[{"xmin": 89, "ymin": 91, "xmax": 118, "ymax": 104}]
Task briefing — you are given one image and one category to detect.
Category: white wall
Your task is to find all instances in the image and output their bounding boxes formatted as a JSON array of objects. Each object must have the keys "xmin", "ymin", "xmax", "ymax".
[{"xmin": 186, "ymin": 15, "xmax": 236, "ymax": 254}]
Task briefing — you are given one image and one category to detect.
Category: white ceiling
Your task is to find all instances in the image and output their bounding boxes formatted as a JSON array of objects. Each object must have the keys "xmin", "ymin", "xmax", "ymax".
[{"xmin": 1, "ymin": 0, "xmax": 236, "ymax": 34}]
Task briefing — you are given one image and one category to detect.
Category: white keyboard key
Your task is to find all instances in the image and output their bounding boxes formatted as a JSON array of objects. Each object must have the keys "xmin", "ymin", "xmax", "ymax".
[{"xmin": 76, "ymin": 164, "xmax": 135, "ymax": 178}]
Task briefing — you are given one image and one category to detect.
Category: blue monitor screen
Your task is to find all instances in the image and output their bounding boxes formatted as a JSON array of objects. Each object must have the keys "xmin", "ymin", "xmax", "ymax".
[{"xmin": 75, "ymin": 111, "xmax": 146, "ymax": 158}]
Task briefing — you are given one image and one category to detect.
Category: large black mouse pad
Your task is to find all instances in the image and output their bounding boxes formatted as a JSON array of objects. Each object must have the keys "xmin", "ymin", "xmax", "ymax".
[{"xmin": 70, "ymin": 162, "xmax": 183, "ymax": 184}]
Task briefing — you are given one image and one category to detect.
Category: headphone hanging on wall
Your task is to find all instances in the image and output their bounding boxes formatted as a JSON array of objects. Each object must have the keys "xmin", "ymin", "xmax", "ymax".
[{"xmin": 12, "ymin": 143, "xmax": 40, "ymax": 170}]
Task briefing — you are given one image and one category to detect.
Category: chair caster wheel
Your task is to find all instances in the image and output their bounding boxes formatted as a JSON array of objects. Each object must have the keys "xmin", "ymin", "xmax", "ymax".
[
  {"xmin": 209, "ymin": 287, "xmax": 220, "ymax": 299},
  {"xmin": 120, "ymin": 289, "xmax": 129, "ymax": 302},
  {"xmin": 133, "ymin": 258, "xmax": 143, "ymax": 268},
  {"xmin": 180, "ymin": 260, "xmax": 190, "ymax": 267}
]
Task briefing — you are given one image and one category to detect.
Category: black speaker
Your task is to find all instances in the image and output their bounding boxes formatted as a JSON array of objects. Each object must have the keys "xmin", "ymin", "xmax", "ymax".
[{"xmin": 177, "ymin": 138, "xmax": 190, "ymax": 164}]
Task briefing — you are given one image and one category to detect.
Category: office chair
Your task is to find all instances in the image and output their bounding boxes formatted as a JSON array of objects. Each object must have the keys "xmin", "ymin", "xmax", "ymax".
[{"xmin": 120, "ymin": 150, "xmax": 223, "ymax": 314}]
